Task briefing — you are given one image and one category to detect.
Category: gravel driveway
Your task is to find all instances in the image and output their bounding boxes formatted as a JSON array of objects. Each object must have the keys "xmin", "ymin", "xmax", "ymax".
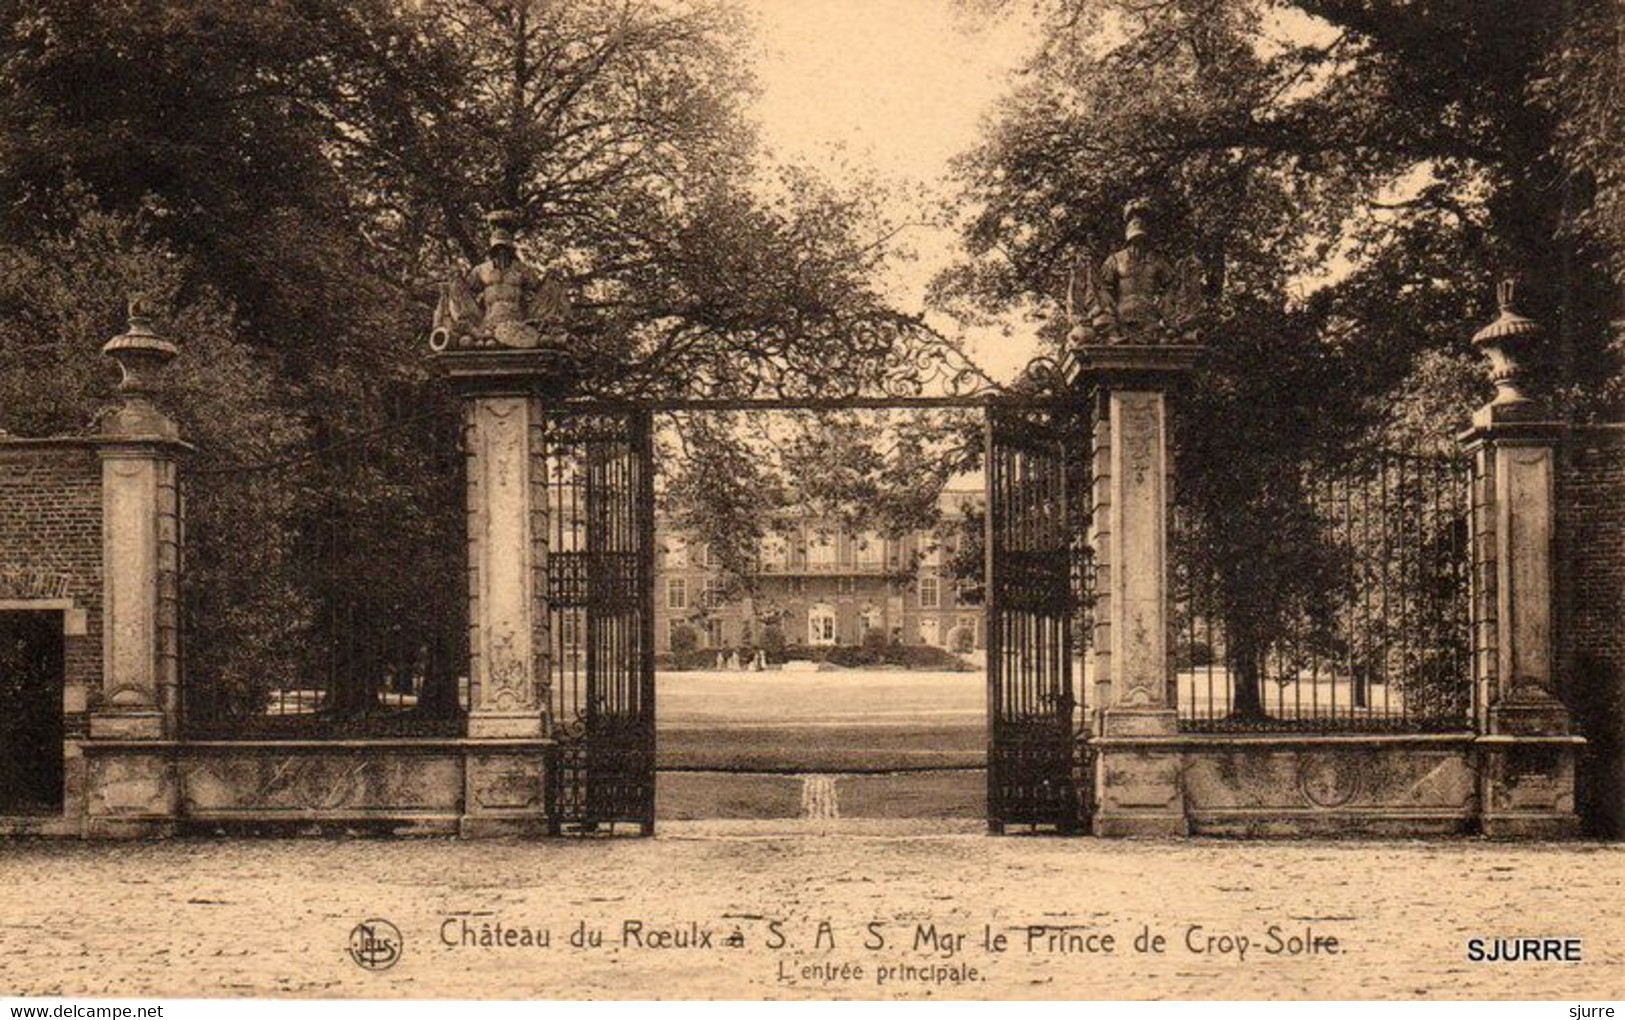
[{"xmin": 1, "ymin": 826, "xmax": 1621, "ymax": 1000}]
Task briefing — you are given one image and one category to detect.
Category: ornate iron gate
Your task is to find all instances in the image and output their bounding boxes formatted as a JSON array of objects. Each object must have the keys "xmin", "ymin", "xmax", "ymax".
[
  {"xmin": 543, "ymin": 409, "xmax": 656, "ymax": 834},
  {"xmin": 986, "ymin": 405, "xmax": 1083, "ymax": 832}
]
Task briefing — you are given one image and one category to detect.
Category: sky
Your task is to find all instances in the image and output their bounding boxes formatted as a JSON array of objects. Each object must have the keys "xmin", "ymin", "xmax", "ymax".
[{"xmin": 738, "ymin": 0, "xmax": 1042, "ymax": 382}]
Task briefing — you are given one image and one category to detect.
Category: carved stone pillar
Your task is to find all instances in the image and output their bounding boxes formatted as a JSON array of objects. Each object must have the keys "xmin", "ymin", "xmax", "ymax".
[
  {"xmin": 1462, "ymin": 283, "xmax": 1580, "ymax": 837},
  {"xmin": 92, "ymin": 304, "xmax": 185, "ymax": 743},
  {"xmin": 464, "ymin": 392, "xmax": 545, "ymax": 740},
  {"xmin": 441, "ymin": 350, "xmax": 565, "ymax": 837},
  {"xmin": 84, "ymin": 302, "xmax": 186, "ymax": 837},
  {"xmin": 1079, "ymin": 344, "xmax": 1202, "ymax": 837}
]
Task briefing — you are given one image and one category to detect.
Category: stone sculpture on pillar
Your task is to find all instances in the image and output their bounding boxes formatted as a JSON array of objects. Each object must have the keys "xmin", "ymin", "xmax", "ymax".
[
  {"xmin": 429, "ymin": 211, "xmax": 566, "ymax": 836},
  {"xmin": 430, "ymin": 210, "xmax": 571, "ymax": 352},
  {"xmin": 1068, "ymin": 198, "xmax": 1205, "ymax": 345},
  {"xmin": 1462, "ymin": 278, "xmax": 1581, "ymax": 837},
  {"xmin": 87, "ymin": 296, "xmax": 188, "ymax": 835},
  {"xmin": 1066, "ymin": 202, "xmax": 1207, "ymax": 836},
  {"xmin": 1470, "ymin": 279, "xmax": 1541, "ymax": 425}
]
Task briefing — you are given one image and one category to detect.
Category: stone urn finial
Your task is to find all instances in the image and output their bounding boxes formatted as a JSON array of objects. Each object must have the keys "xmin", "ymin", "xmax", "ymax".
[
  {"xmin": 101, "ymin": 293, "xmax": 181, "ymax": 439},
  {"xmin": 1471, "ymin": 278, "xmax": 1541, "ymax": 423}
]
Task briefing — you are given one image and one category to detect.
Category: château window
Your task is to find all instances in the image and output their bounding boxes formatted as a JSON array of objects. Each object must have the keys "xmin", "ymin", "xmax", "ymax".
[
  {"xmin": 667, "ymin": 577, "xmax": 687, "ymax": 610},
  {"xmin": 856, "ymin": 531, "xmax": 883, "ymax": 569},
  {"xmin": 807, "ymin": 530, "xmax": 837, "ymax": 570},
  {"xmin": 919, "ymin": 574, "xmax": 940, "ymax": 609},
  {"xmin": 808, "ymin": 603, "xmax": 837, "ymax": 646},
  {"xmin": 759, "ymin": 533, "xmax": 789, "ymax": 570}
]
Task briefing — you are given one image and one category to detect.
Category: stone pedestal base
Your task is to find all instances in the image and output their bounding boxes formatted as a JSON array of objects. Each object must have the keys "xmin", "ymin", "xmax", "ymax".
[
  {"xmin": 1093, "ymin": 806, "xmax": 1188, "ymax": 838},
  {"xmin": 1092, "ymin": 724, "xmax": 1187, "ymax": 838},
  {"xmin": 82, "ymin": 748, "xmax": 177, "ymax": 839},
  {"xmin": 458, "ymin": 815, "xmax": 548, "ymax": 838},
  {"xmin": 89, "ymin": 711, "xmax": 165, "ymax": 740},
  {"xmin": 85, "ymin": 818, "xmax": 178, "ymax": 839},
  {"xmin": 1480, "ymin": 813, "xmax": 1581, "ymax": 839},
  {"xmin": 466, "ymin": 713, "xmax": 545, "ymax": 740},
  {"xmin": 1477, "ymin": 736, "xmax": 1581, "ymax": 839},
  {"xmin": 1487, "ymin": 697, "xmax": 1572, "ymax": 737},
  {"xmin": 459, "ymin": 748, "xmax": 548, "ymax": 838}
]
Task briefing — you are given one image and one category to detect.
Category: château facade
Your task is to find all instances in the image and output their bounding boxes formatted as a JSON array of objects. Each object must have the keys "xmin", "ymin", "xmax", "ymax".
[{"xmin": 653, "ymin": 489, "xmax": 985, "ymax": 654}]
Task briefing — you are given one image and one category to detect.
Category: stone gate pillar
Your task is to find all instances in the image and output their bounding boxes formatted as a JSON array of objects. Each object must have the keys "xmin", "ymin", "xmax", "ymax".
[
  {"xmin": 442, "ymin": 349, "xmax": 557, "ymax": 836},
  {"xmin": 1462, "ymin": 282, "xmax": 1581, "ymax": 837},
  {"xmin": 85, "ymin": 301, "xmax": 187, "ymax": 837},
  {"xmin": 1079, "ymin": 344, "xmax": 1203, "ymax": 837},
  {"xmin": 92, "ymin": 303, "xmax": 185, "ymax": 741}
]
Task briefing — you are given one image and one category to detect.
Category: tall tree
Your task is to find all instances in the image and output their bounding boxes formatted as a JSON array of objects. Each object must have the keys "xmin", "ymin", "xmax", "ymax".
[
  {"xmin": 943, "ymin": 0, "xmax": 1623, "ymax": 716},
  {"xmin": 0, "ymin": 0, "xmax": 975, "ymax": 721}
]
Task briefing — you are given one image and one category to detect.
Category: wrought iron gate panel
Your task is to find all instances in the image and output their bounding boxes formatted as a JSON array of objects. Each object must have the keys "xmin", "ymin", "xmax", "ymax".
[
  {"xmin": 179, "ymin": 409, "xmax": 469, "ymax": 739},
  {"xmin": 986, "ymin": 405, "xmax": 1082, "ymax": 832},
  {"xmin": 543, "ymin": 409, "xmax": 656, "ymax": 834}
]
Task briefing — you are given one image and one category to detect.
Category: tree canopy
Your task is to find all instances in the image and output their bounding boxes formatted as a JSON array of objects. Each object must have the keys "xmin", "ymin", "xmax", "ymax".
[
  {"xmin": 0, "ymin": 0, "xmax": 1620, "ymax": 720},
  {"xmin": 0, "ymin": 0, "xmax": 963, "ymax": 722},
  {"xmin": 938, "ymin": 0, "xmax": 1623, "ymax": 714},
  {"xmin": 945, "ymin": 0, "xmax": 1622, "ymax": 426}
]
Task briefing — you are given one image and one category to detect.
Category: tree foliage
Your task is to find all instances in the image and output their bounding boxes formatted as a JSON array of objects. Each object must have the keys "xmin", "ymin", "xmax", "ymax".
[
  {"xmin": 943, "ymin": 0, "xmax": 1623, "ymax": 715},
  {"xmin": 950, "ymin": 0, "xmax": 1621, "ymax": 412},
  {"xmin": 0, "ymin": 0, "xmax": 957, "ymax": 723}
]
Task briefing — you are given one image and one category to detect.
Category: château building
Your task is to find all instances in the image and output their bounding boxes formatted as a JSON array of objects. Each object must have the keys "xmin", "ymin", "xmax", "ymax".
[{"xmin": 653, "ymin": 489, "xmax": 985, "ymax": 653}]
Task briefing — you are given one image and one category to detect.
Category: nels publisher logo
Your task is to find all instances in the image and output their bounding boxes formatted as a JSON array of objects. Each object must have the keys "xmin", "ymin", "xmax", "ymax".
[{"xmin": 349, "ymin": 918, "xmax": 403, "ymax": 972}]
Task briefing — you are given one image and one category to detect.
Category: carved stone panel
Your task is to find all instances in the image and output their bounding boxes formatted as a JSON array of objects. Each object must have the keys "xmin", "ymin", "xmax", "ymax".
[
  {"xmin": 1494, "ymin": 445, "xmax": 1555, "ymax": 701},
  {"xmin": 1296, "ymin": 754, "xmax": 1363, "ymax": 809},
  {"xmin": 87, "ymin": 753, "xmax": 174, "ymax": 817},
  {"xmin": 1181, "ymin": 745, "xmax": 1477, "ymax": 816},
  {"xmin": 470, "ymin": 396, "xmax": 540, "ymax": 727},
  {"xmin": 466, "ymin": 754, "xmax": 544, "ymax": 812},
  {"xmin": 180, "ymin": 751, "xmax": 462, "ymax": 815},
  {"xmin": 100, "ymin": 455, "xmax": 158, "ymax": 712},
  {"xmin": 1108, "ymin": 390, "xmax": 1169, "ymax": 709},
  {"xmin": 1099, "ymin": 751, "xmax": 1181, "ymax": 810},
  {"xmin": 1484, "ymin": 744, "xmax": 1576, "ymax": 814}
]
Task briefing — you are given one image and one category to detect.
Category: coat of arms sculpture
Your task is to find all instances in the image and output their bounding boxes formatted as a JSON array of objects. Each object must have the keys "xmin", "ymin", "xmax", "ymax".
[
  {"xmin": 1066, "ymin": 197, "xmax": 1205, "ymax": 345},
  {"xmin": 430, "ymin": 210, "xmax": 571, "ymax": 352}
]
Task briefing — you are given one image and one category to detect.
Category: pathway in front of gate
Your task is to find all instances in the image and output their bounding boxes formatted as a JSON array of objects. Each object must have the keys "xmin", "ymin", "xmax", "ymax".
[
  {"xmin": 655, "ymin": 668, "xmax": 990, "ymax": 820},
  {"xmin": 1, "ymin": 831, "xmax": 1620, "ymax": 999}
]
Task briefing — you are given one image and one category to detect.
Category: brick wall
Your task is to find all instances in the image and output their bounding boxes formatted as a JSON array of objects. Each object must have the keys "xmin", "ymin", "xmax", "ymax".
[
  {"xmin": 0, "ymin": 441, "xmax": 103, "ymax": 736},
  {"xmin": 1559, "ymin": 424, "xmax": 1625, "ymax": 837}
]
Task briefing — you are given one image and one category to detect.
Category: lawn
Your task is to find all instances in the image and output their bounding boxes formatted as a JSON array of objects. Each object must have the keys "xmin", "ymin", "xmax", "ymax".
[{"xmin": 656, "ymin": 668, "xmax": 986, "ymax": 771}]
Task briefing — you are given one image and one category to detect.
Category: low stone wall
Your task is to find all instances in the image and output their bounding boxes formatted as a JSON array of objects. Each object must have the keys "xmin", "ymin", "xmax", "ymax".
[
  {"xmin": 76, "ymin": 740, "xmax": 550, "ymax": 838},
  {"xmin": 1178, "ymin": 735, "xmax": 1480, "ymax": 836},
  {"xmin": 1088, "ymin": 733, "xmax": 1587, "ymax": 837}
]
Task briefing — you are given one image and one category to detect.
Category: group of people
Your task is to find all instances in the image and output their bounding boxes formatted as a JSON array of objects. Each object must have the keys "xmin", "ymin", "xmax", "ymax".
[{"xmin": 713, "ymin": 648, "xmax": 771, "ymax": 672}]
